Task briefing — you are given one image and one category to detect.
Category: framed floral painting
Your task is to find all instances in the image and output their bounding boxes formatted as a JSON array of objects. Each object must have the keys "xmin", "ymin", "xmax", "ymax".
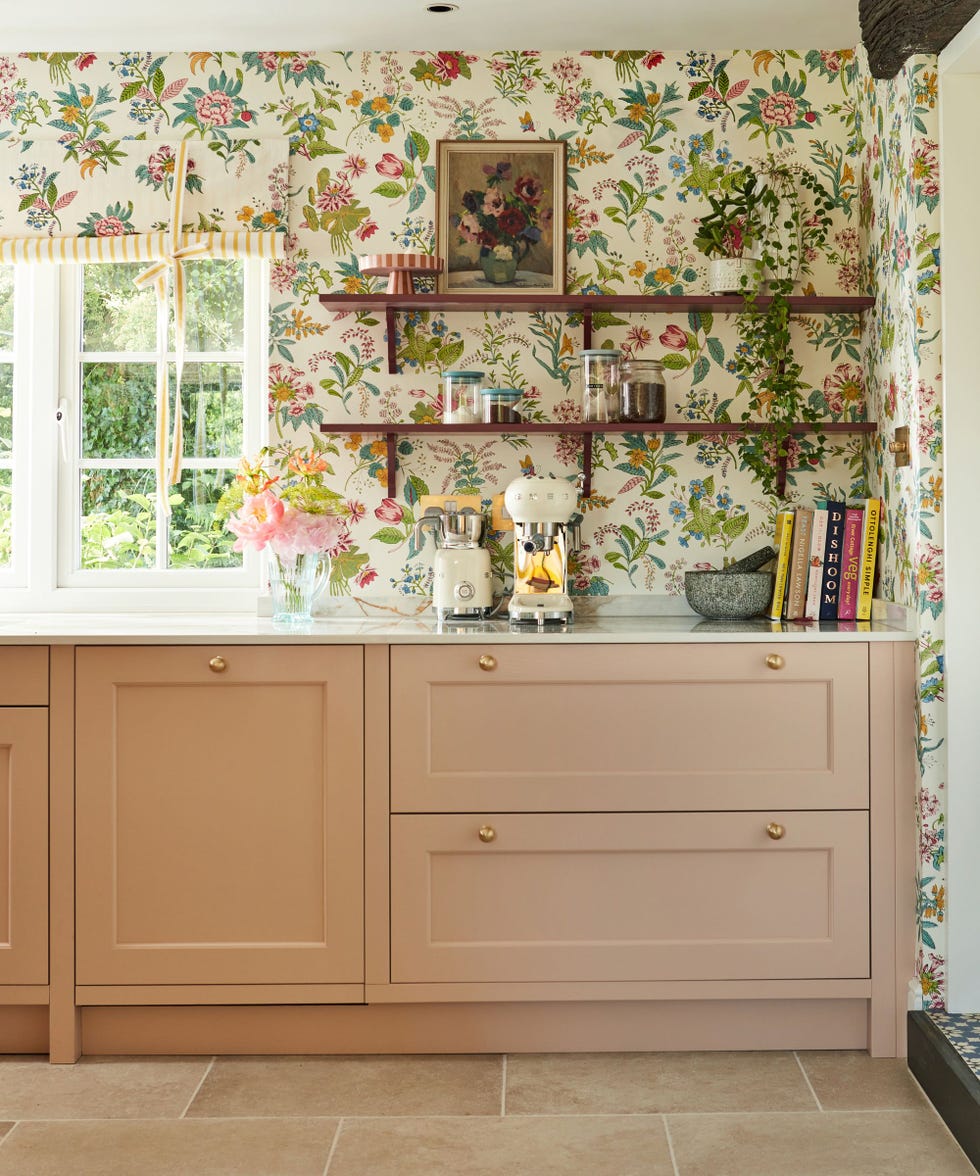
[{"xmin": 436, "ymin": 140, "xmax": 566, "ymax": 295}]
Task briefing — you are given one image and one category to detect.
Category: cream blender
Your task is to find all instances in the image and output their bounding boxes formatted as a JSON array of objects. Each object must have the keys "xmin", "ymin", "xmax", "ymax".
[
  {"xmin": 413, "ymin": 502, "xmax": 493, "ymax": 622},
  {"xmin": 503, "ymin": 474, "xmax": 578, "ymax": 625}
]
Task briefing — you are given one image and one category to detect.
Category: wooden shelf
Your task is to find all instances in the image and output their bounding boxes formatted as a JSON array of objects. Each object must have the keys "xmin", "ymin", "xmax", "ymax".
[
  {"xmin": 317, "ymin": 293, "xmax": 875, "ymax": 375},
  {"xmin": 319, "ymin": 420, "xmax": 877, "ymax": 499}
]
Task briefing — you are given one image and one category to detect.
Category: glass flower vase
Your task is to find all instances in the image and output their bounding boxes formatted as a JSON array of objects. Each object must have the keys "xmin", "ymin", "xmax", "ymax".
[{"xmin": 269, "ymin": 552, "xmax": 330, "ymax": 625}]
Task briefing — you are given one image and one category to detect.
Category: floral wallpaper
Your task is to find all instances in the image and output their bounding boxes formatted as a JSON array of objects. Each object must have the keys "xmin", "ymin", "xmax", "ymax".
[
  {"xmin": 853, "ymin": 48, "xmax": 946, "ymax": 1008},
  {"xmin": 0, "ymin": 46, "xmax": 945, "ymax": 1002},
  {"xmin": 1, "ymin": 47, "xmax": 868, "ymax": 602}
]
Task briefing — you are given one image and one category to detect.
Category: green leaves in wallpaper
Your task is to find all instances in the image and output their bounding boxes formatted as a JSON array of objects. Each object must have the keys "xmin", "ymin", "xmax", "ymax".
[
  {"xmin": 677, "ymin": 475, "xmax": 749, "ymax": 553},
  {"xmin": 602, "ymin": 171, "xmax": 667, "ymax": 236},
  {"xmin": 614, "ymin": 80, "xmax": 682, "ymax": 153},
  {"xmin": 395, "ymin": 312, "xmax": 464, "ymax": 376},
  {"xmin": 603, "ymin": 517, "xmax": 667, "ymax": 587},
  {"xmin": 658, "ymin": 312, "xmax": 726, "ymax": 385}
]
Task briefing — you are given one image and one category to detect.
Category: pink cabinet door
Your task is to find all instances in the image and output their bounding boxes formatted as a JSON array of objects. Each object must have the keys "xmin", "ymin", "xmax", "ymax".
[
  {"xmin": 0, "ymin": 709, "xmax": 48, "ymax": 985},
  {"xmin": 75, "ymin": 646, "xmax": 364, "ymax": 986},
  {"xmin": 389, "ymin": 644, "xmax": 870, "ymax": 813},
  {"xmin": 390, "ymin": 810, "xmax": 869, "ymax": 983}
]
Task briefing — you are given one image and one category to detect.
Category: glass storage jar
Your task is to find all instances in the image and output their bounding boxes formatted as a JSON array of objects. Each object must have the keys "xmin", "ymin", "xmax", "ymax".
[
  {"xmin": 579, "ymin": 348, "xmax": 621, "ymax": 422},
  {"xmin": 619, "ymin": 358, "xmax": 667, "ymax": 422},
  {"xmin": 442, "ymin": 370, "xmax": 484, "ymax": 424},
  {"xmin": 481, "ymin": 388, "xmax": 522, "ymax": 424}
]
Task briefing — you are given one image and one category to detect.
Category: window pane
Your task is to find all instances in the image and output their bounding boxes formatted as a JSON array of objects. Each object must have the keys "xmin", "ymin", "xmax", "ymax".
[
  {"xmin": 82, "ymin": 264, "xmax": 157, "ymax": 353},
  {"xmin": 177, "ymin": 362, "xmax": 243, "ymax": 457},
  {"xmin": 0, "ymin": 363, "xmax": 11, "ymax": 457},
  {"xmin": 0, "ymin": 469, "xmax": 10, "ymax": 569},
  {"xmin": 0, "ymin": 267, "xmax": 12, "ymax": 347},
  {"xmin": 169, "ymin": 469, "xmax": 241, "ymax": 569},
  {"xmin": 81, "ymin": 469, "xmax": 156, "ymax": 568},
  {"xmin": 82, "ymin": 363, "xmax": 156, "ymax": 458},
  {"xmin": 177, "ymin": 260, "xmax": 244, "ymax": 353}
]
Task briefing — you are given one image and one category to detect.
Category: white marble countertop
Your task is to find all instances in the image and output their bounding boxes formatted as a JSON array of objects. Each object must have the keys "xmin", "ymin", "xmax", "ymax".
[{"xmin": 0, "ymin": 604, "xmax": 915, "ymax": 644}]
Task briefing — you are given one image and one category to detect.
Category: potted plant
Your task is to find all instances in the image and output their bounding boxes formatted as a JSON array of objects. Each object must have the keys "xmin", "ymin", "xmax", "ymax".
[{"xmin": 691, "ymin": 167, "xmax": 763, "ymax": 294}]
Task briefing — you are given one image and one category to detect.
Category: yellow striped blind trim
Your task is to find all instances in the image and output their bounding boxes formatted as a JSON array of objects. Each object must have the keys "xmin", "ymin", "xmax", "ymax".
[{"xmin": 0, "ymin": 229, "xmax": 286, "ymax": 264}]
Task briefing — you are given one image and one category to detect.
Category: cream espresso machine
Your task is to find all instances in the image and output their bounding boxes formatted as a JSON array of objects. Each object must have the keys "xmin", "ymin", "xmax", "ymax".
[
  {"xmin": 413, "ymin": 502, "xmax": 493, "ymax": 622},
  {"xmin": 504, "ymin": 474, "xmax": 579, "ymax": 625}
]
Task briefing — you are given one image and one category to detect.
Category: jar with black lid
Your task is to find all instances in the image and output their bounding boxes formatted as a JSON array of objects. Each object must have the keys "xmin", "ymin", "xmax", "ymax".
[{"xmin": 619, "ymin": 358, "xmax": 666, "ymax": 423}]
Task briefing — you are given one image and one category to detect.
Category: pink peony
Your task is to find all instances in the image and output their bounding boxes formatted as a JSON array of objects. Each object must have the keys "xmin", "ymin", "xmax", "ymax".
[
  {"xmin": 227, "ymin": 490, "xmax": 285, "ymax": 552},
  {"xmin": 374, "ymin": 498, "xmax": 404, "ymax": 524},
  {"xmin": 94, "ymin": 216, "xmax": 126, "ymax": 237},
  {"xmin": 758, "ymin": 92, "xmax": 798, "ymax": 128},
  {"xmin": 375, "ymin": 153, "xmax": 404, "ymax": 178},
  {"xmin": 195, "ymin": 90, "xmax": 234, "ymax": 126},
  {"xmin": 270, "ymin": 508, "xmax": 347, "ymax": 557},
  {"xmin": 659, "ymin": 324, "xmax": 688, "ymax": 350}
]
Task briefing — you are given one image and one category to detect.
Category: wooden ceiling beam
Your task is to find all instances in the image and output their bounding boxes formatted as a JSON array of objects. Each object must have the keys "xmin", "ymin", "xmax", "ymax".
[{"xmin": 860, "ymin": 0, "xmax": 980, "ymax": 76}]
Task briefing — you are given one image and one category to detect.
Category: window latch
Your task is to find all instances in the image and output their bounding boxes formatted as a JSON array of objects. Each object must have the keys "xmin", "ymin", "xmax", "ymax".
[{"xmin": 55, "ymin": 397, "xmax": 69, "ymax": 463}]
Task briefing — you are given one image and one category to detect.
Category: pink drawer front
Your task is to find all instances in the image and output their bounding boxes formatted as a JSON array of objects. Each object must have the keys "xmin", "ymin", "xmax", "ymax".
[
  {"xmin": 390, "ymin": 810, "xmax": 869, "ymax": 984},
  {"xmin": 0, "ymin": 647, "xmax": 48, "ymax": 706},
  {"xmin": 390, "ymin": 644, "xmax": 870, "ymax": 812}
]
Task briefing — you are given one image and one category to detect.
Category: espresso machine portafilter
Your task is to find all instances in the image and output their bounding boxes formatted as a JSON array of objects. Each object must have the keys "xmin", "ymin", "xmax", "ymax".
[{"xmin": 503, "ymin": 474, "xmax": 579, "ymax": 626}]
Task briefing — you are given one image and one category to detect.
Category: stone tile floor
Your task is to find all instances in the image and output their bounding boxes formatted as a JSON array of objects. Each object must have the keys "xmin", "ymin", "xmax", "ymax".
[{"xmin": 0, "ymin": 1050, "xmax": 971, "ymax": 1175}]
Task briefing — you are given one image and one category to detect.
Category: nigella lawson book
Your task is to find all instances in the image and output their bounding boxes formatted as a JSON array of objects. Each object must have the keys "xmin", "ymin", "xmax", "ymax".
[{"xmin": 819, "ymin": 501, "xmax": 847, "ymax": 620}]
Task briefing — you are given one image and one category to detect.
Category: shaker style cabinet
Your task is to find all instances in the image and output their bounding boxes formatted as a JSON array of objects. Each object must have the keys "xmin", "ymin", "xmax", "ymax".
[
  {"xmin": 0, "ymin": 648, "xmax": 49, "ymax": 986},
  {"xmin": 388, "ymin": 644, "xmax": 873, "ymax": 987},
  {"xmin": 74, "ymin": 645, "xmax": 364, "ymax": 989}
]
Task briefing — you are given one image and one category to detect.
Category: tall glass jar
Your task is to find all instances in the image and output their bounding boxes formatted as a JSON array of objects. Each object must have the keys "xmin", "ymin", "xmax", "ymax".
[
  {"xmin": 442, "ymin": 370, "xmax": 484, "ymax": 424},
  {"xmin": 619, "ymin": 358, "xmax": 667, "ymax": 422},
  {"xmin": 579, "ymin": 349, "xmax": 621, "ymax": 423}
]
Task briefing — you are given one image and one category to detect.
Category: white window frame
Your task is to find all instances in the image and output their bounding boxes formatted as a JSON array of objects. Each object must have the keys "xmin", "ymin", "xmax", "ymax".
[
  {"xmin": 0, "ymin": 259, "xmax": 268, "ymax": 613},
  {"xmin": 0, "ymin": 264, "xmax": 27, "ymax": 591}
]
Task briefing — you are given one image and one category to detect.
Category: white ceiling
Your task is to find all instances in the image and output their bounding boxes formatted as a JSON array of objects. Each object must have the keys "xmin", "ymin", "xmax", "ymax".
[{"xmin": 2, "ymin": 0, "xmax": 862, "ymax": 53}]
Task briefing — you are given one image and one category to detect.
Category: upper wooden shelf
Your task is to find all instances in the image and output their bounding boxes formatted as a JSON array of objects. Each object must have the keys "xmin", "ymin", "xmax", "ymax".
[
  {"xmin": 318, "ymin": 293, "xmax": 874, "ymax": 313},
  {"xmin": 318, "ymin": 292, "xmax": 874, "ymax": 374}
]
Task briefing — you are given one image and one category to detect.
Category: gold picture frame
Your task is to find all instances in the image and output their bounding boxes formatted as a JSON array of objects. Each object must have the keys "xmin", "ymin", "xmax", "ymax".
[{"xmin": 436, "ymin": 139, "xmax": 566, "ymax": 296}]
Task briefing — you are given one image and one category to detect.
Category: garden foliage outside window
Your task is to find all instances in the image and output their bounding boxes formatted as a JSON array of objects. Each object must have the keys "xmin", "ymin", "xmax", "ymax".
[{"xmin": 75, "ymin": 259, "xmax": 253, "ymax": 572}]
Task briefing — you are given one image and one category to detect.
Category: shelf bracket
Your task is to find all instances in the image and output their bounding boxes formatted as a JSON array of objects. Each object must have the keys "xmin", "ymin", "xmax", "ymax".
[
  {"xmin": 385, "ymin": 432, "xmax": 397, "ymax": 498},
  {"xmin": 385, "ymin": 307, "xmax": 397, "ymax": 374},
  {"xmin": 581, "ymin": 430, "xmax": 594, "ymax": 499},
  {"xmin": 582, "ymin": 307, "xmax": 593, "ymax": 351}
]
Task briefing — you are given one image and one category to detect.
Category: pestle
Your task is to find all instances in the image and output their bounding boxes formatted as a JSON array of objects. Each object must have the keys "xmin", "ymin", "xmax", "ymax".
[{"xmin": 722, "ymin": 545, "xmax": 777, "ymax": 574}]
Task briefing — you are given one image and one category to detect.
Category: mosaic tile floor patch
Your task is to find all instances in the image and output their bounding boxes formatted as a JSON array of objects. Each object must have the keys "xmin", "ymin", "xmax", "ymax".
[{"xmin": 929, "ymin": 1012, "xmax": 980, "ymax": 1080}]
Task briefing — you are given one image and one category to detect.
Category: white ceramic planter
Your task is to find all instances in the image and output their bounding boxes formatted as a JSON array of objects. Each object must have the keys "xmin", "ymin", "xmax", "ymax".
[{"xmin": 708, "ymin": 257, "xmax": 756, "ymax": 295}]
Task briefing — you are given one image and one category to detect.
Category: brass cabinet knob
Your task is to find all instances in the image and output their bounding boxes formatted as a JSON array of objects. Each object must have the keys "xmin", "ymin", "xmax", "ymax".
[
  {"xmin": 208, "ymin": 656, "xmax": 227, "ymax": 673},
  {"xmin": 766, "ymin": 822, "xmax": 786, "ymax": 840},
  {"xmin": 478, "ymin": 825, "xmax": 497, "ymax": 843},
  {"xmin": 478, "ymin": 654, "xmax": 497, "ymax": 672},
  {"xmin": 765, "ymin": 653, "xmax": 785, "ymax": 671}
]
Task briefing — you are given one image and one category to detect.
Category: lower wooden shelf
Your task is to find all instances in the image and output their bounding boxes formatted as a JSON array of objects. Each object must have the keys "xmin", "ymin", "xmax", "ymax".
[{"xmin": 318, "ymin": 421, "xmax": 877, "ymax": 498}]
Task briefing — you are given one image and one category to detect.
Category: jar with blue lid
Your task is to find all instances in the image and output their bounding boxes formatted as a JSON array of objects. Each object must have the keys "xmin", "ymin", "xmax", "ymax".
[
  {"xmin": 442, "ymin": 370, "xmax": 484, "ymax": 424},
  {"xmin": 579, "ymin": 348, "xmax": 622, "ymax": 423},
  {"xmin": 481, "ymin": 387, "xmax": 522, "ymax": 424}
]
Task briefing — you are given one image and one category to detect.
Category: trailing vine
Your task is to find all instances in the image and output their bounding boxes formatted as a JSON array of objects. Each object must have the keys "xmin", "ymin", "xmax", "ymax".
[{"xmin": 732, "ymin": 157, "xmax": 838, "ymax": 497}]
